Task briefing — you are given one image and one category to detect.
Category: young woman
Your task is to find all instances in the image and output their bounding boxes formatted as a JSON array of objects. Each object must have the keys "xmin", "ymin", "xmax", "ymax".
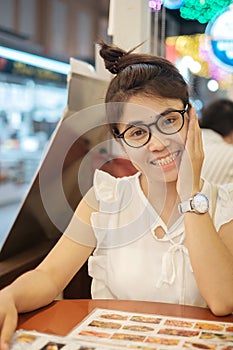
[{"xmin": 0, "ymin": 42, "xmax": 233, "ymax": 350}]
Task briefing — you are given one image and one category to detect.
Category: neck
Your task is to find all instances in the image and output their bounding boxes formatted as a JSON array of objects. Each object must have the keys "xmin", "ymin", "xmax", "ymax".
[{"xmin": 140, "ymin": 175, "xmax": 180, "ymax": 226}]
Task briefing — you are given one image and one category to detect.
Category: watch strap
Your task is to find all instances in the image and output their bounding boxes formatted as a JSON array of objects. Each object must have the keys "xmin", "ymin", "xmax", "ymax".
[{"xmin": 178, "ymin": 199, "xmax": 192, "ymax": 214}]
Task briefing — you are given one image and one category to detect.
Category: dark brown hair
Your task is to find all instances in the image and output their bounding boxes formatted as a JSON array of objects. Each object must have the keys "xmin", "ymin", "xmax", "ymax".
[
  {"xmin": 98, "ymin": 41, "xmax": 190, "ymax": 135},
  {"xmin": 200, "ymin": 99, "xmax": 233, "ymax": 137}
]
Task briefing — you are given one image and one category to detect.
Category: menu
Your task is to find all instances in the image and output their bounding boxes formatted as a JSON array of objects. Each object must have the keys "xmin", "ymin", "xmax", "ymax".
[{"xmin": 11, "ymin": 308, "xmax": 233, "ymax": 349}]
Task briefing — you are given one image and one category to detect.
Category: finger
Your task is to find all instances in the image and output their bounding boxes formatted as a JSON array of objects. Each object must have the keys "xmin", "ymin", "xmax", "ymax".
[
  {"xmin": 193, "ymin": 114, "xmax": 204, "ymax": 157},
  {"xmin": 1, "ymin": 312, "xmax": 17, "ymax": 349},
  {"xmin": 188, "ymin": 105, "xmax": 197, "ymax": 120},
  {"xmin": 196, "ymin": 115, "xmax": 203, "ymax": 148},
  {"xmin": 188, "ymin": 110, "xmax": 201, "ymax": 153},
  {"xmin": 193, "ymin": 113, "xmax": 200, "ymax": 153},
  {"xmin": 186, "ymin": 109, "xmax": 195, "ymax": 152}
]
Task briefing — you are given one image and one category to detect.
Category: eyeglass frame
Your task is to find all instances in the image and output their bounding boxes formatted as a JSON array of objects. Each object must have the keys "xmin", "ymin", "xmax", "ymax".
[{"xmin": 115, "ymin": 103, "xmax": 189, "ymax": 148}]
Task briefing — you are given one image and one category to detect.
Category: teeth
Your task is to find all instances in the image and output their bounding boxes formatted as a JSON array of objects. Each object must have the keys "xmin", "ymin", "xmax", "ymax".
[{"xmin": 151, "ymin": 151, "xmax": 180, "ymax": 166}]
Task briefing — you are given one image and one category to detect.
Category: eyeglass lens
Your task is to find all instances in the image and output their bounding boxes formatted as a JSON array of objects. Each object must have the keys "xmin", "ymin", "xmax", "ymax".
[{"xmin": 123, "ymin": 111, "xmax": 184, "ymax": 148}]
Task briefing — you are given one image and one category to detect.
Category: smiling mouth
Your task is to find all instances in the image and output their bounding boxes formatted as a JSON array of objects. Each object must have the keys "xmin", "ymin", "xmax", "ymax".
[{"xmin": 150, "ymin": 151, "xmax": 180, "ymax": 166}]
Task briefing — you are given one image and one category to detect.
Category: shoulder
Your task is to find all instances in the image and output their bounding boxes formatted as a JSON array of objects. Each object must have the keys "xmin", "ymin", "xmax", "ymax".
[
  {"xmin": 217, "ymin": 182, "xmax": 233, "ymax": 205},
  {"xmin": 214, "ymin": 182, "xmax": 233, "ymax": 231},
  {"xmin": 204, "ymin": 180, "xmax": 233, "ymax": 207},
  {"xmin": 73, "ymin": 186, "xmax": 99, "ymax": 225},
  {"xmin": 63, "ymin": 187, "xmax": 98, "ymax": 247},
  {"xmin": 93, "ymin": 169, "xmax": 141, "ymax": 203},
  {"xmin": 201, "ymin": 180, "xmax": 233, "ymax": 226}
]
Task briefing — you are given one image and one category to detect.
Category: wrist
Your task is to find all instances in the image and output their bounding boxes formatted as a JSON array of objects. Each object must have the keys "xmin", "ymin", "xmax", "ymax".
[
  {"xmin": 178, "ymin": 193, "xmax": 209, "ymax": 214},
  {"xmin": 179, "ymin": 180, "xmax": 203, "ymax": 202}
]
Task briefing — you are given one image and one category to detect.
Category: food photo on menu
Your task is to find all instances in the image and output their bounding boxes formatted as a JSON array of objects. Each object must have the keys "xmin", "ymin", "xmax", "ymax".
[
  {"xmin": 67, "ymin": 308, "xmax": 233, "ymax": 349},
  {"xmin": 10, "ymin": 308, "xmax": 233, "ymax": 349}
]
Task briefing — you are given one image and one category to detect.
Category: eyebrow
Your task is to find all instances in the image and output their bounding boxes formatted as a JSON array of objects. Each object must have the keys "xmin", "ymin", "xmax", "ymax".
[{"xmin": 122, "ymin": 120, "xmax": 144, "ymax": 128}]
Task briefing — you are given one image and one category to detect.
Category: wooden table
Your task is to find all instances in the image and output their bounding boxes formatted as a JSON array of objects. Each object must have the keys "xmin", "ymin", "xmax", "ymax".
[{"xmin": 18, "ymin": 299, "xmax": 233, "ymax": 337}]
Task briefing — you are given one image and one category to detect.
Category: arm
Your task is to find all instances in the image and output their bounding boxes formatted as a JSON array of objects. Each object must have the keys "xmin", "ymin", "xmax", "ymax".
[
  {"xmin": 0, "ymin": 190, "xmax": 96, "ymax": 349},
  {"xmin": 178, "ymin": 108, "xmax": 233, "ymax": 316},
  {"xmin": 184, "ymin": 214, "xmax": 233, "ymax": 316}
]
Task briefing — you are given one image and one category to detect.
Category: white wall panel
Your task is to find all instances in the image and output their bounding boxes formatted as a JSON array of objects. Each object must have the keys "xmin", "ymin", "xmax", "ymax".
[
  {"xmin": 50, "ymin": 0, "xmax": 67, "ymax": 55},
  {"xmin": 76, "ymin": 10, "xmax": 93, "ymax": 58},
  {"xmin": 19, "ymin": 0, "xmax": 36, "ymax": 39},
  {"xmin": 0, "ymin": 0, "xmax": 14, "ymax": 29}
]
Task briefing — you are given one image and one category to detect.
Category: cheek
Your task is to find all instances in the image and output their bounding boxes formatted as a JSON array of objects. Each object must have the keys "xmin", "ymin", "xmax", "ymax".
[
  {"xmin": 180, "ymin": 131, "xmax": 187, "ymax": 144},
  {"xmin": 124, "ymin": 148, "xmax": 147, "ymax": 169},
  {"xmin": 123, "ymin": 147, "xmax": 135, "ymax": 160},
  {"xmin": 174, "ymin": 125, "xmax": 188, "ymax": 145},
  {"xmin": 182, "ymin": 118, "xmax": 189, "ymax": 140}
]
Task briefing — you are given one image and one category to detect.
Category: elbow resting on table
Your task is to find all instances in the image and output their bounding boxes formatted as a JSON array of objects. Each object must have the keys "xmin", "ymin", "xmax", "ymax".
[{"xmin": 208, "ymin": 300, "xmax": 233, "ymax": 316}]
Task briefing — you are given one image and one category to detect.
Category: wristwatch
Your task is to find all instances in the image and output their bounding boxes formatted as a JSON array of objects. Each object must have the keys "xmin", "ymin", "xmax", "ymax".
[{"xmin": 178, "ymin": 193, "xmax": 209, "ymax": 214}]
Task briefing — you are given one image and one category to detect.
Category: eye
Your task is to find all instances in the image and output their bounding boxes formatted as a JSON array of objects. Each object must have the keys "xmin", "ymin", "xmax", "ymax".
[
  {"xmin": 162, "ymin": 118, "xmax": 174, "ymax": 126},
  {"xmin": 159, "ymin": 112, "xmax": 182, "ymax": 129},
  {"xmin": 162, "ymin": 113, "xmax": 179, "ymax": 125},
  {"xmin": 126, "ymin": 125, "xmax": 148, "ymax": 139}
]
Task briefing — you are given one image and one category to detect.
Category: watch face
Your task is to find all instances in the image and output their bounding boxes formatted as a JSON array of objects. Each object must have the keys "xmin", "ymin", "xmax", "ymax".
[{"xmin": 192, "ymin": 193, "xmax": 209, "ymax": 213}]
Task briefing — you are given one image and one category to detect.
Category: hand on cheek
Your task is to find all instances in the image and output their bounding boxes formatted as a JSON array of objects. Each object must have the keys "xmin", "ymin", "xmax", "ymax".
[{"xmin": 176, "ymin": 107, "xmax": 204, "ymax": 201}]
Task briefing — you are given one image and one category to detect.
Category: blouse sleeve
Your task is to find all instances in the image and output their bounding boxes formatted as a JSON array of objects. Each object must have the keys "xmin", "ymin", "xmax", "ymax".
[
  {"xmin": 93, "ymin": 169, "xmax": 119, "ymax": 204},
  {"xmin": 215, "ymin": 183, "xmax": 233, "ymax": 231}
]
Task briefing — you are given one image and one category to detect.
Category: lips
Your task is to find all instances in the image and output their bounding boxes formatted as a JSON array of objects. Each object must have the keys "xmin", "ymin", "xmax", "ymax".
[{"xmin": 150, "ymin": 151, "xmax": 180, "ymax": 166}]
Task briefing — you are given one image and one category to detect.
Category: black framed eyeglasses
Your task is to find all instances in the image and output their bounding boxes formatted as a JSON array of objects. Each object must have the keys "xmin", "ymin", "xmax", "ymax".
[{"xmin": 115, "ymin": 104, "xmax": 189, "ymax": 148}]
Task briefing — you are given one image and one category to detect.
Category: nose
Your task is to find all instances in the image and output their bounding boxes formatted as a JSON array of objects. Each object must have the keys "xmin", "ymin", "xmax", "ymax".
[{"xmin": 147, "ymin": 133, "xmax": 170, "ymax": 151}]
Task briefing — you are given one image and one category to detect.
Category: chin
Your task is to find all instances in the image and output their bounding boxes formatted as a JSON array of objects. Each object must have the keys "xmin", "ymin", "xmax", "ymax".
[{"xmin": 162, "ymin": 169, "xmax": 178, "ymax": 183}]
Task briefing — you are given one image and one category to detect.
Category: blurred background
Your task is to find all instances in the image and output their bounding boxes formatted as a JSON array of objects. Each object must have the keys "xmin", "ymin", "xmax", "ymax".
[{"xmin": 0, "ymin": 0, "xmax": 233, "ymax": 236}]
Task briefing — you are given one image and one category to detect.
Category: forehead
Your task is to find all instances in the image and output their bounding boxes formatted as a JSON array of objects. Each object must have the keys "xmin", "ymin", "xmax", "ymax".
[{"xmin": 120, "ymin": 96, "xmax": 184, "ymax": 125}]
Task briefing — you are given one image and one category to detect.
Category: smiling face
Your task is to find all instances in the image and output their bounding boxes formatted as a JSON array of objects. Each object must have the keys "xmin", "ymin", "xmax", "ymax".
[{"xmin": 117, "ymin": 95, "xmax": 189, "ymax": 184}]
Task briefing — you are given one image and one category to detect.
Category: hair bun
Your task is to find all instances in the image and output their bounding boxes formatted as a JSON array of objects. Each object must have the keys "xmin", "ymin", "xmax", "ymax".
[{"xmin": 98, "ymin": 41, "xmax": 126, "ymax": 74}]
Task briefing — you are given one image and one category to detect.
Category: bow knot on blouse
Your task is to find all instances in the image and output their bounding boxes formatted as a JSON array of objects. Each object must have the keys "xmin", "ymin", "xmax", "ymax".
[{"xmin": 156, "ymin": 242, "xmax": 193, "ymax": 288}]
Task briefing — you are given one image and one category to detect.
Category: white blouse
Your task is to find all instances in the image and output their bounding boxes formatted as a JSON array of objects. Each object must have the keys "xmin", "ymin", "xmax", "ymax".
[{"xmin": 73, "ymin": 170, "xmax": 233, "ymax": 307}]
